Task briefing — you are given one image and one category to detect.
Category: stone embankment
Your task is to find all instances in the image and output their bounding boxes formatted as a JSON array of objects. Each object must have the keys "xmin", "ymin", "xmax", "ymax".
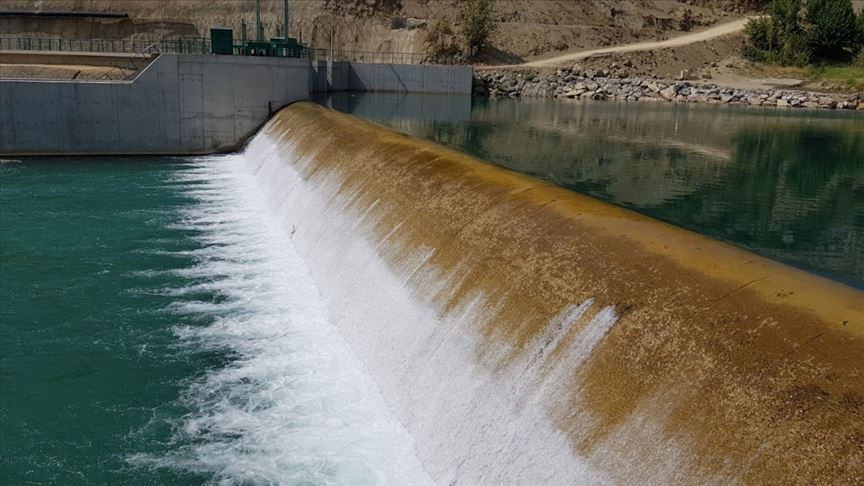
[{"xmin": 474, "ymin": 66, "xmax": 864, "ymax": 110}]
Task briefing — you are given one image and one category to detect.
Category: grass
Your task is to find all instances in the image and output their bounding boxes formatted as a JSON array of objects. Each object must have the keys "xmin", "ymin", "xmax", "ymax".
[
  {"xmin": 744, "ymin": 62, "xmax": 864, "ymax": 92},
  {"xmin": 807, "ymin": 65, "xmax": 864, "ymax": 91}
]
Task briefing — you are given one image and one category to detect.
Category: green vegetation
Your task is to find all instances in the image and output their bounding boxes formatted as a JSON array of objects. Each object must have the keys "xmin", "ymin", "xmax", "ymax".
[
  {"xmin": 806, "ymin": 0, "xmax": 861, "ymax": 60},
  {"xmin": 744, "ymin": 62, "xmax": 864, "ymax": 91},
  {"xmin": 809, "ymin": 64, "xmax": 864, "ymax": 89},
  {"xmin": 459, "ymin": 0, "xmax": 496, "ymax": 60},
  {"xmin": 424, "ymin": 21, "xmax": 463, "ymax": 64},
  {"xmin": 744, "ymin": 0, "xmax": 864, "ymax": 66},
  {"xmin": 423, "ymin": 0, "xmax": 496, "ymax": 63}
]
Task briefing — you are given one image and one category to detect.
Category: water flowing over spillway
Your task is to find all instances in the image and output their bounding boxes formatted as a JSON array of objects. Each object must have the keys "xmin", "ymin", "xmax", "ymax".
[
  {"xmin": 2, "ymin": 105, "xmax": 861, "ymax": 485},
  {"xmin": 183, "ymin": 102, "xmax": 861, "ymax": 484},
  {"xmin": 133, "ymin": 158, "xmax": 433, "ymax": 484}
]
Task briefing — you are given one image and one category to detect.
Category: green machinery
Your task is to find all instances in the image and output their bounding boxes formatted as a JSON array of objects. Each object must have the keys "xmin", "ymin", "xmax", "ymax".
[
  {"xmin": 210, "ymin": 28, "xmax": 234, "ymax": 55},
  {"xmin": 209, "ymin": 0, "xmax": 306, "ymax": 58}
]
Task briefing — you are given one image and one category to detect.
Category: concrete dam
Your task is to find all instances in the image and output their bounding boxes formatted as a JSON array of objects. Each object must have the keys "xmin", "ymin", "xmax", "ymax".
[{"xmin": 226, "ymin": 102, "xmax": 862, "ymax": 485}]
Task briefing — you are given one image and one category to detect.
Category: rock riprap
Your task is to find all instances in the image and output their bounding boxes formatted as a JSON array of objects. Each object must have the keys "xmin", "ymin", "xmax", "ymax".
[{"xmin": 474, "ymin": 67, "xmax": 863, "ymax": 110}]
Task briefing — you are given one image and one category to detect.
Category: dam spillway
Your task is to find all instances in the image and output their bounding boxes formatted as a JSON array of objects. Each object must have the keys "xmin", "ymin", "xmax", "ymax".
[
  {"xmin": 230, "ymin": 102, "xmax": 862, "ymax": 484},
  {"xmin": 1, "ymin": 100, "xmax": 861, "ymax": 484}
]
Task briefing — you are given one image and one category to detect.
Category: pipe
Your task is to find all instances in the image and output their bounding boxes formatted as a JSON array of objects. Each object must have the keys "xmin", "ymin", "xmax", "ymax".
[
  {"xmin": 284, "ymin": 0, "xmax": 289, "ymax": 39},
  {"xmin": 255, "ymin": 0, "xmax": 263, "ymax": 41}
]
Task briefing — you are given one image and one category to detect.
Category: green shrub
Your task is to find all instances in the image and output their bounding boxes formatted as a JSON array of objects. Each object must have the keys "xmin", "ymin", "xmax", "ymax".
[
  {"xmin": 777, "ymin": 29, "xmax": 812, "ymax": 65},
  {"xmin": 744, "ymin": 0, "xmax": 864, "ymax": 65},
  {"xmin": 858, "ymin": 8, "xmax": 864, "ymax": 51},
  {"xmin": 459, "ymin": 0, "xmax": 497, "ymax": 60},
  {"xmin": 745, "ymin": 0, "xmax": 809, "ymax": 65},
  {"xmin": 806, "ymin": 0, "xmax": 859, "ymax": 61},
  {"xmin": 770, "ymin": 0, "xmax": 805, "ymax": 40},
  {"xmin": 424, "ymin": 21, "xmax": 463, "ymax": 64},
  {"xmin": 745, "ymin": 16, "xmax": 775, "ymax": 52}
]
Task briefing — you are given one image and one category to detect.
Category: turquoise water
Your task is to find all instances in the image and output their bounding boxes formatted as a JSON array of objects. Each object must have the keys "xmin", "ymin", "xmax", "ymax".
[
  {"xmin": 0, "ymin": 158, "xmax": 208, "ymax": 484},
  {"xmin": 319, "ymin": 93, "xmax": 864, "ymax": 288},
  {"xmin": 0, "ymin": 156, "xmax": 430, "ymax": 485}
]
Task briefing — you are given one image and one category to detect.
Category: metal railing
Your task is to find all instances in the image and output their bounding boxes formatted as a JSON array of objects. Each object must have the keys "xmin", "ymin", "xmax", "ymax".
[
  {"xmin": 0, "ymin": 36, "xmax": 427, "ymax": 64},
  {"xmin": 0, "ymin": 36, "xmax": 212, "ymax": 55},
  {"xmin": 308, "ymin": 48, "xmax": 426, "ymax": 64}
]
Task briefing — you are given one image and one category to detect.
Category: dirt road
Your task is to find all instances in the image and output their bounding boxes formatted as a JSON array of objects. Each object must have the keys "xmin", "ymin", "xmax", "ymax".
[{"xmin": 507, "ymin": 17, "xmax": 753, "ymax": 68}]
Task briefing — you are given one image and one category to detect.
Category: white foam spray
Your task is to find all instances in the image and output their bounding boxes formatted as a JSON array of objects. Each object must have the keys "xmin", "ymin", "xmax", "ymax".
[
  {"xmin": 131, "ymin": 156, "xmax": 433, "ymax": 485},
  {"xmin": 229, "ymin": 130, "xmax": 623, "ymax": 485}
]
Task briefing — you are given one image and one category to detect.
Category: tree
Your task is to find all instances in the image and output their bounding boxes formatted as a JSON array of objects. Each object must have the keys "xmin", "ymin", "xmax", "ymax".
[
  {"xmin": 805, "ymin": 0, "xmax": 860, "ymax": 61},
  {"xmin": 858, "ymin": 8, "xmax": 864, "ymax": 50},
  {"xmin": 770, "ymin": 0, "xmax": 804, "ymax": 41},
  {"xmin": 459, "ymin": 0, "xmax": 496, "ymax": 60},
  {"xmin": 424, "ymin": 21, "xmax": 463, "ymax": 64},
  {"xmin": 744, "ymin": 16, "xmax": 775, "ymax": 60},
  {"xmin": 744, "ymin": 0, "xmax": 810, "ymax": 65},
  {"xmin": 745, "ymin": 0, "xmax": 864, "ymax": 64}
]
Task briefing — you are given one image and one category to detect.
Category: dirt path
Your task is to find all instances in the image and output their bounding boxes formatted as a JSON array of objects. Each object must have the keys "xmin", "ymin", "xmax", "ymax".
[{"xmin": 491, "ymin": 17, "xmax": 753, "ymax": 69}]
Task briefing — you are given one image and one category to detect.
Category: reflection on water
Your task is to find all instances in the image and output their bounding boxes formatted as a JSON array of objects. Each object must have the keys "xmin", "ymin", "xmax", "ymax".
[{"xmin": 317, "ymin": 93, "xmax": 864, "ymax": 288}]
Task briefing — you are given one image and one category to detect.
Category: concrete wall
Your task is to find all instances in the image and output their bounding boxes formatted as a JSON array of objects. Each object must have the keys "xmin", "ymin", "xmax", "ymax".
[
  {"xmin": 0, "ymin": 53, "xmax": 309, "ymax": 155},
  {"xmin": 310, "ymin": 60, "xmax": 349, "ymax": 93},
  {"xmin": 348, "ymin": 63, "xmax": 472, "ymax": 94},
  {"xmin": 319, "ymin": 91, "xmax": 472, "ymax": 125},
  {"xmin": 1, "ymin": 54, "xmax": 473, "ymax": 155},
  {"xmin": 309, "ymin": 61, "xmax": 473, "ymax": 95}
]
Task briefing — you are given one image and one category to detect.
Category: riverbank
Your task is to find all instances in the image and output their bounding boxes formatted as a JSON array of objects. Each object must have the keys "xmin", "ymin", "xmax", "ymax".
[{"xmin": 474, "ymin": 67, "xmax": 864, "ymax": 110}]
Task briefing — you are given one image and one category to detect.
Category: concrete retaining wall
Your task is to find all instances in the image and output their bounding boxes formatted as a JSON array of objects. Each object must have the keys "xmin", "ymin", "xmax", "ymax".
[
  {"xmin": 309, "ymin": 60, "xmax": 472, "ymax": 95},
  {"xmin": 310, "ymin": 60, "xmax": 349, "ymax": 93},
  {"xmin": 348, "ymin": 62, "xmax": 472, "ymax": 94},
  {"xmin": 1, "ymin": 54, "xmax": 473, "ymax": 155},
  {"xmin": 1, "ymin": 53, "xmax": 309, "ymax": 155}
]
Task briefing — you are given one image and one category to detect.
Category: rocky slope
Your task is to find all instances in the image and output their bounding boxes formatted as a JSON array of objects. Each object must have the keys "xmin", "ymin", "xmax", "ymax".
[
  {"xmin": 1, "ymin": 0, "xmax": 755, "ymax": 60},
  {"xmin": 475, "ymin": 65, "xmax": 864, "ymax": 110}
]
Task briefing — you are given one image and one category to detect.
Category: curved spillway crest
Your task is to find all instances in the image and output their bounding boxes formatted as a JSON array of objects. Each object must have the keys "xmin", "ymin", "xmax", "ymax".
[{"xmin": 241, "ymin": 102, "xmax": 863, "ymax": 485}]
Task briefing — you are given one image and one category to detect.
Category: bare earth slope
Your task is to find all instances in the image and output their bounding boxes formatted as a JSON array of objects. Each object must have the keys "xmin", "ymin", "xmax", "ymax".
[
  {"xmin": 521, "ymin": 17, "xmax": 751, "ymax": 67},
  {"xmin": 1, "ymin": 0, "xmax": 752, "ymax": 59}
]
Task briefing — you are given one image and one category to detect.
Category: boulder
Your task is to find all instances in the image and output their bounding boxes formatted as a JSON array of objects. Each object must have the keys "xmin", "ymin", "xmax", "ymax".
[{"xmin": 659, "ymin": 86, "xmax": 677, "ymax": 100}]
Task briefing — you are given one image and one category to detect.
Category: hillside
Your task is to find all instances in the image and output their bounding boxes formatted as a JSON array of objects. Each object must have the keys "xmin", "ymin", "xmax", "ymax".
[{"xmin": 1, "ymin": 0, "xmax": 760, "ymax": 61}]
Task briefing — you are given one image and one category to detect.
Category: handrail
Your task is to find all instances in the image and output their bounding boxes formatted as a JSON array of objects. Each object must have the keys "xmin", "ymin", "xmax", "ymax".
[
  {"xmin": 0, "ymin": 36, "xmax": 428, "ymax": 64},
  {"xmin": 0, "ymin": 36, "xmax": 211, "ymax": 55},
  {"xmin": 307, "ymin": 48, "xmax": 427, "ymax": 64},
  {"xmin": 96, "ymin": 40, "xmax": 164, "ymax": 81}
]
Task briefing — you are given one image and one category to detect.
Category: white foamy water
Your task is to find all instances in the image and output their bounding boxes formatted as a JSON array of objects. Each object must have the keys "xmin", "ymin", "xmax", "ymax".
[
  {"xmin": 234, "ymin": 131, "xmax": 621, "ymax": 485},
  {"xmin": 133, "ymin": 155, "xmax": 433, "ymax": 485}
]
